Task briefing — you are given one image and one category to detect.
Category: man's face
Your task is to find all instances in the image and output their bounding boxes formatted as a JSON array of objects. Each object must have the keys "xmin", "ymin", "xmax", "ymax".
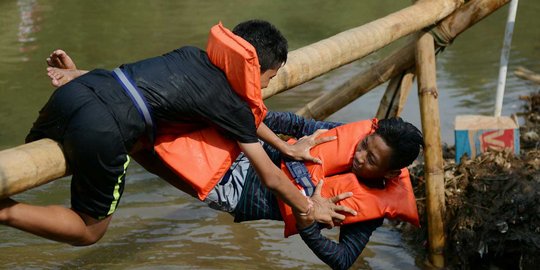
[
  {"xmin": 260, "ymin": 67, "xmax": 279, "ymax": 89},
  {"xmin": 352, "ymin": 134, "xmax": 393, "ymax": 180}
]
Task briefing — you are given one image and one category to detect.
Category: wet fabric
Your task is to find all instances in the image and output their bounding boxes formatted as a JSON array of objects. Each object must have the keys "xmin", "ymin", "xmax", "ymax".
[
  {"xmin": 122, "ymin": 46, "xmax": 258, "ymax": 143},
  {"xmin": 26, "ymin": 79, "xmax": 140, "ymax": 219}
]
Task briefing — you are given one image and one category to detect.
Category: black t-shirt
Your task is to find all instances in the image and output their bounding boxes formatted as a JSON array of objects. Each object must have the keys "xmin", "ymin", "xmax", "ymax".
[{"xmin": 121, "ymin": 46, "xmax": 258, "ymax": 143}]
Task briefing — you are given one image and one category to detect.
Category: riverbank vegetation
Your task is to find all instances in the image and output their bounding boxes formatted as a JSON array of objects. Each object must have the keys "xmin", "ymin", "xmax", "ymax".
[{"xmin": 405, "ymin": 88, "xmax": 539, "ymax": 269}]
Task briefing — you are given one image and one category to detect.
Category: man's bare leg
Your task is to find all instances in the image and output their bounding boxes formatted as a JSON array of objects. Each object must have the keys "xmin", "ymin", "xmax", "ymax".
[
  {"xmin": 46, "ymin": 49, "xmax": 88, "ymax": 87},
  {"xmin": 0, "ymin": 198, "xmax": 112, "ymax": 246}
]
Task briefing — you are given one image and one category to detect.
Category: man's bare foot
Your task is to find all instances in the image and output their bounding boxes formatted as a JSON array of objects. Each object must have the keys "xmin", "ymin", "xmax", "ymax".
[
  {"xmin": 46, "ymin": 49, "xmax": 77, "ymax": 70},
  {"xmin": 47, "ymin": 67, "xmax": 83, "ymax": 87}
]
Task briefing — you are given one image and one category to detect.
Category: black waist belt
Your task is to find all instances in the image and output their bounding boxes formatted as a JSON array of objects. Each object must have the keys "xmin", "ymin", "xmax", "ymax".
[{"xmin": 111, "ymin": 67, "xmax": 155, "ymax": 144}]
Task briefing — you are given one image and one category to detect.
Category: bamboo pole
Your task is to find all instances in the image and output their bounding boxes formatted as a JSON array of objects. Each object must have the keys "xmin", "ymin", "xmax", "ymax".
[
  {"xmin": 296, "ymin": 0, "xmax": 511, "ymax": 120},
  {"xmin": 416, "ymin": 31, "xmax": 446, "ymax": 268},
  {"xmin": 515, "ymin": 66, "xmax": 540, "ymax": 84},
  {"xmin": 0, "ymin": 139, "xmax": 67, "ymax": 199},
  {"xmin": 262, "ymin": 0, "xmax": 463, "ymax": 99},
  {"xmin": 375, "ymin": 67, "xmax": 415, "ymax": 119}
]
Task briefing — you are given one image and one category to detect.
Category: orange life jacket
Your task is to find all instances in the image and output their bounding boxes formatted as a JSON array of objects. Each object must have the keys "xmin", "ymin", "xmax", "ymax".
[
  {"xmin": 206, "ymin": 22, "xmax": 267, "ymax": 125},
  {"xmin": 154, "ymin": 23, "xmax": 266, "ymax": 200},
  {"xmin": 278, "ymin": 120, "xmax": 420, "ymax": 237}
]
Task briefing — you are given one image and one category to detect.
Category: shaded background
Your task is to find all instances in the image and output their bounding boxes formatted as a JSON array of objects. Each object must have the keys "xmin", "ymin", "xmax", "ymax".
[{"xmin": 0, "ymin": 0, "xmax": 538, "ymax": 269}]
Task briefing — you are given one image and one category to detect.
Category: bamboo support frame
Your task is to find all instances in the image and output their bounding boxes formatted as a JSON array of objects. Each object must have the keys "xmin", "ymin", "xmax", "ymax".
[
  {"xmin": 262, "ymin": 0, "xmax": 463, "ymax": 99},
  {"xmin": 296, "ymin": 0, "xmax": 511, "ymax": 120},
  {"xmin": 416, "ymin": 31, "xmax": 446, "ymax": 268},
  {"xmin": 0, "ymin": 0, "xmax": 509, "ymax": 205},
  {"xmin": 0, "ymin": 0, "xmax": 463, "ymax": 199}
]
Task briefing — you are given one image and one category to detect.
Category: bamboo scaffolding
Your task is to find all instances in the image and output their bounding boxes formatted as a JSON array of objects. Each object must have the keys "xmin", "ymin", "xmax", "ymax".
[
  {"xmin": 416, "ymin": 31, "xmax": 446, "ymax": 268},
  {"xmin": 0, "ymin": 0, "xmax": 463, "ymax": 199},
  {"xmin": 0, "ymin": 0, "xmax": 509, "ymax": 201},
  {"xmin": 296, "ymin": 0, "xmax": 511, "ymax": 120},
  {"xmin": 262, "ymin": 0, "xmax": 463, "ymax": 99}
]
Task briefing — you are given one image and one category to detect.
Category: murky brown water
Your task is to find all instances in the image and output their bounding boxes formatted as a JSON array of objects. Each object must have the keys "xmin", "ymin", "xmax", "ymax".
[{"xmin": 1, "ymin": 0, "xmax": 539, "ymax": 269}]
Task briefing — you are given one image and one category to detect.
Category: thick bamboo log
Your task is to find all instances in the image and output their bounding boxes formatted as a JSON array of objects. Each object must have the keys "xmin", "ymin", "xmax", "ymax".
[
  {"xmin": 262, "ymin": 0, "xmax": 463, "ymax": 99},
  {"xmin": 0, "ymin": 139, "xmax": 67, "ymax": 199},
  {"xmin": 375, "ymin": 68, "xmax": 415, "ymax": 119},
  {"xmin": 515, "ymin": 66, "xmax": 540, "ymax": 84},
  {"xmin": 297, "ymin": 0, "xmax": 511, "ymax": 120},
  {"xmin": 416, "ymin": 32, "xmax": 446, "ymax": 268}
]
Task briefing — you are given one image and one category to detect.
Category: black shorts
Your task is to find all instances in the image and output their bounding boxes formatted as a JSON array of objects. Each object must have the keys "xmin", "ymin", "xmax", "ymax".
[{"xmin": 27, "ymin": 79, "xmax": 137, "ymax": 219}]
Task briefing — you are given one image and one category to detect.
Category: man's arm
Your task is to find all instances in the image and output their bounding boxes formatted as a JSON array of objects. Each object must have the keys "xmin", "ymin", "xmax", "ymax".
[
  {"xmin": 238, "ymin": 142, "xmax": 354, "ymax": 226},
  {"xmin": 297, "ymin": 219, "xmax": 383, "ymax": 270},
  {"xmin": 256, "ymin": 122, "xmax": 335, "ymax": 164},
  {"xmin": 293, "ymin": 180, "xmax": 373, "ymax": 270},
  {"xmin": 263, "ymin": 111, "xmax": 343, "ymax": 137}
]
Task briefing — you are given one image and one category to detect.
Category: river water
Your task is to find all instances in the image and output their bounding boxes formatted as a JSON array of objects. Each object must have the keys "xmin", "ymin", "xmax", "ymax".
[{"xmin": 0, "ymin": 0, "xmax": 539, "ymax": 269}]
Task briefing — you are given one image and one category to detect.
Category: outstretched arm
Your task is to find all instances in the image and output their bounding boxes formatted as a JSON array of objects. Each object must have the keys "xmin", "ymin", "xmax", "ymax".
[
  {"xmin": 299, "ymin": 219, "xmax": 383, "ymax": 270},
  {"xmin": 257, "ymin": 123, "xmax": 335, "ymax": 164},
  {"xmin": 263, "ymin": 111, "xmax": 343, "ymax": 137},
  {"xmin": 293, "ymin": 183, "xmax": 377, "ymax": 270},
  {"xmin": 238, "ymin": 142, "xmax": 355, "ymax": 227}
]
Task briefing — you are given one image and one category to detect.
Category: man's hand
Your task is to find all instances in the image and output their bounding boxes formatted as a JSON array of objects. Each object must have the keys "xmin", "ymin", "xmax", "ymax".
[
  {"xmin": 284, "ymin": 129, "xmax": 336, "ymax": 164},
  {"xmin": 306, "ymin": 179, "xmax": 357, "ymax": 228}
]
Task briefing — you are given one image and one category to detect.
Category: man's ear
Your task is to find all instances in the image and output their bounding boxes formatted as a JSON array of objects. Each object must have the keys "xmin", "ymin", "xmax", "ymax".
[{"xmin": 384, "ymin": 169, "xmax": 401, "ymax": 180}]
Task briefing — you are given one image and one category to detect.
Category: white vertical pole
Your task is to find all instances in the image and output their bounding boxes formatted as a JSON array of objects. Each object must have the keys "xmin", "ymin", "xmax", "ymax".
[{"xmin": 494, "ymin": 0, "xmax": 519, "ymax": 117}]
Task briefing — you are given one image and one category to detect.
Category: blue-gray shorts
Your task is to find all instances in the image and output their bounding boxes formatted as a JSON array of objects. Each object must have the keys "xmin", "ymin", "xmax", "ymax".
[{"xmin": 204, "ymin": 153, "xmax": 250, "ymax": 213}]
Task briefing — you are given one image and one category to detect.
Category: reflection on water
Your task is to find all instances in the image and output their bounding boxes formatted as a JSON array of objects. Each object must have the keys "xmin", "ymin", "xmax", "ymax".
[{"xmin": 1, "ymin": 0, "xmax": 539, "ymax": 269}]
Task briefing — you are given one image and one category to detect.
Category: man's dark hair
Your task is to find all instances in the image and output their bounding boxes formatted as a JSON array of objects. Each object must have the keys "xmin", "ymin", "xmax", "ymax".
[
  {"xmin": 375, "ymin": 117, "xmax": 423, "ymax": 170},
  {"xmin": 233, "ymin": 19, "xmax": 288, "ymax": 72}
]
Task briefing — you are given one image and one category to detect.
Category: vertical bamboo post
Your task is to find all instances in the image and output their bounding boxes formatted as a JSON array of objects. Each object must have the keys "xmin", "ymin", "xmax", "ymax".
[
  {"xmin": 415, "ymin": 31, "xmax": 446, "ymax": 268},
  {"xmin": 375, "ymin": 67, "xmax": 416, "ymax": 119}
]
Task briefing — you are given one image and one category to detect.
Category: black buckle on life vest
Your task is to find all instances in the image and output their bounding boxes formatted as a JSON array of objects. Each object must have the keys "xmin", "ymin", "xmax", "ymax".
[{"xmin": 285, "ymin": 160, "xmax": 315, "ymax": 196}]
